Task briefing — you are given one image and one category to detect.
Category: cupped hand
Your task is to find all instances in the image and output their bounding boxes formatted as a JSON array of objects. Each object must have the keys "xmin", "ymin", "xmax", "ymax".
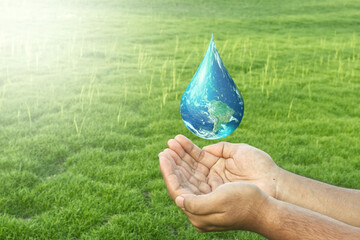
[
  {"xmin": 164, "ymin": 135, "xmax": 281, "ymax": 198},
  {"xmin": 175, "ymin": 182, "xmax": 269, "ymax": 232},
  {"xmin": 159, "ymin": 141, "xmax": 269, "ymax": 232},
  {"xmin": 203, "ymin": 139, "xmax": 281, "ymax": 198}
]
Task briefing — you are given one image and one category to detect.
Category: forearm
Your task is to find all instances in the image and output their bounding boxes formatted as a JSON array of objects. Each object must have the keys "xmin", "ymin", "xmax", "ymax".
[
  {"xmin": 255, "ymin": 197, "xmax": 360, "ymax": 240},
  {"xmin": 276, "ymin": 169, "xmax": 360, "ymax": 227}
]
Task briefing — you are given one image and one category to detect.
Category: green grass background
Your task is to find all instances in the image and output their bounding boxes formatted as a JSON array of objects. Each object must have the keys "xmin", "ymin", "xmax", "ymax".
[{"xmin": 0, "ymin": 0, "xmax": 359, "ymax": 239}]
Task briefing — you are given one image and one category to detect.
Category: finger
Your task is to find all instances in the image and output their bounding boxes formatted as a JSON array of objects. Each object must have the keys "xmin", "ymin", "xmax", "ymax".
[
  {"xmin": 176, "ymin": 166, "xmax": 211, "ymax": 194},
  {"xmin": 177, "ymin": 165, "xmax": 200, "ymax": 187},
  {"xmin": 177, "ymin": 193, "xmax": 223, "ymax": 215},
  {"xmin": 163, "ymin": 148, "xmax": 194, "ymax": 176},
  {"xmin": 161, "ymin": 150, "xmax": 206, "ymax": 187},
  {"xmin": 169, "ymin": 137, "xmax": 210, "ymax": 176},
  {"xmin": 159, "ymin": 155, "xmax": 182, "ymax": 200},
  {"xmin": 208, "ymin": 171, "xmax": 223, "ymax": 191},
  {"xmin": 159, "ymin": 151, "xmax": 177, "ymax": 170},
  {"xmin": 174, "ymin": 135, "xmax": 219, "ymax": 170},
  {"xmin": 159, "ymin": 154, "xmax": 200, "ymax": 199},
  {"xmin": 198, "ymin": 182, "xmax": 212, "ymax": 194},
  {"xmin": 166, "ymin": 158, "xmax": 203, "ymax": 195},
  {"xmin": 203, "ymin": 142, "xmax": 244, "ymax": 159},
  {"xmin": 165, "ymin": 147, "xmax": 209, "ymax": 184},
  {"xmin": 168, "ymin": 138, "xmax": 196, "ymax": 168}
]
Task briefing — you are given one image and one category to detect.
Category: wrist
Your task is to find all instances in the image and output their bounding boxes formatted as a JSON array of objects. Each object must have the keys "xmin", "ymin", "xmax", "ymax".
[
  {"xmin": 275, "ymin": 168, "xmax": 291, "ymax": 201},
  {"xmin": 251, "ymin": 195, "xmax": 280, "ymax": 236}
]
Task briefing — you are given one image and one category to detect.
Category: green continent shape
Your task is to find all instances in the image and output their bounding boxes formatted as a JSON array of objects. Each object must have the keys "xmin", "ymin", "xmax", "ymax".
[{"xmin": 208, "ymin": 100, "xmax": 235, "ymax": 133}]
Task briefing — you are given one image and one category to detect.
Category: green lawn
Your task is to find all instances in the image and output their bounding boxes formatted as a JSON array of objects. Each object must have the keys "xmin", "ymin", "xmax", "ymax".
[{"xmin": 0, "ymin": 0, "xmax": 359, "ymax": 239}]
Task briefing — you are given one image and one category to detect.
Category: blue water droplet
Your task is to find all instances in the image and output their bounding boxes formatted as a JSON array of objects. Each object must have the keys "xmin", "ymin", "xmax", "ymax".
[{"xmin": 180, "ymin": 35, "xmax": 244, "ymax": 139}]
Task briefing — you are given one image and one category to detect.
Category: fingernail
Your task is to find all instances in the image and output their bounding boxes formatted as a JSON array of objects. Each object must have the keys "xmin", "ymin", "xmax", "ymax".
[{"xmin": 175, "ymin": 196, "xmax": 184, "ymax": 208}]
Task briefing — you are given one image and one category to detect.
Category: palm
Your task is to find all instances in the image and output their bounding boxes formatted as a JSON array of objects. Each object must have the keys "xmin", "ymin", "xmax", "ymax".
[{"xmin": 206, "ymin": 144, "xmax": 278, "ymax": 197}]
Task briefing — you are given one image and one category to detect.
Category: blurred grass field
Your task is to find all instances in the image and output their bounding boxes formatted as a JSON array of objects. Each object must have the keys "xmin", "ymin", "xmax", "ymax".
[{"xmin": 0, "ymin": 0, "xmax": 359, "ymax": 239}]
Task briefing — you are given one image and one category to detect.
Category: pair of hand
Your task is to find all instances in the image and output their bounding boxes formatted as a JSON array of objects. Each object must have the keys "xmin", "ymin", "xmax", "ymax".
[{"xmin": 159, "ymin": 135, "xmax": 281, "ymax": 232}]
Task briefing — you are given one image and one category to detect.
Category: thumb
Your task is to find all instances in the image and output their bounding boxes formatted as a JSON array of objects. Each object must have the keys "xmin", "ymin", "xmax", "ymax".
[
  {"xmin": 203, "ymin": 142, "xmax": 240, "ymax": 159},
  {"xmin": 176, "ymin": 193, "xmax": 220, "ymax": 215},
  {"xmin": 175, "ymin": 195, "xmax": 187, "ymax": 209}
]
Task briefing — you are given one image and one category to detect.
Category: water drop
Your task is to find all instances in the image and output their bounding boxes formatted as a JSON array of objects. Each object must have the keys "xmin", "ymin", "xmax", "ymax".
[{"xmin": 180, "ymin": 35, "xmax": 244, "ymax": 139}]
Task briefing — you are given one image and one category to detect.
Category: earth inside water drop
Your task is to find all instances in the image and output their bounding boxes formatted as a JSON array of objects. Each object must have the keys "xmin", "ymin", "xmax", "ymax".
[{"xmin": 180, "ymin": 35, "xmax": 244, "ymax": 139}]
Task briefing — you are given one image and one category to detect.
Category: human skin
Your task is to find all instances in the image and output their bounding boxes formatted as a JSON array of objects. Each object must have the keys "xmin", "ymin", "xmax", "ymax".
[{"xmin": 158, "ymin": 135, "xmax": 360, "ymax": 238}]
